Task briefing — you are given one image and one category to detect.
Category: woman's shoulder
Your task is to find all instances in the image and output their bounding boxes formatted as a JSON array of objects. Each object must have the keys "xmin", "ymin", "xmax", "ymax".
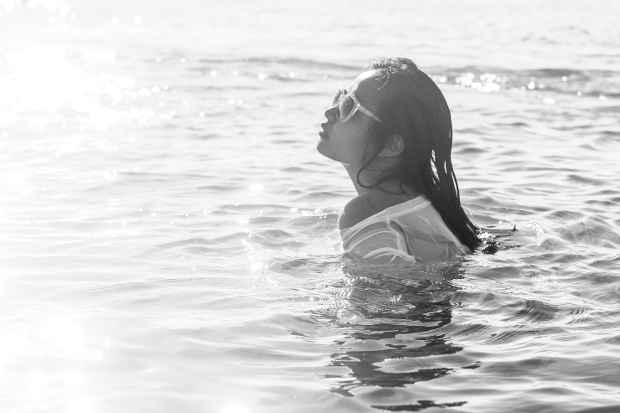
[
  {"xmin": 338, "ymin": 190, "xmax": 417, "ymax": 231},
  {"xmin": 338, "ymin": 193, "xmax": 376, "ymax": 231}
]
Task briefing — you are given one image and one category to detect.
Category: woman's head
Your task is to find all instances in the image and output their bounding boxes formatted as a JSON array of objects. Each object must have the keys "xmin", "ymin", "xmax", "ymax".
[
  {"xmin": 317, "ymin": 68, "xmax": 406, "ymax": 170},
  {"xmin": 317, "ymin": 57, "xmax": 481, "ymax": 250}
]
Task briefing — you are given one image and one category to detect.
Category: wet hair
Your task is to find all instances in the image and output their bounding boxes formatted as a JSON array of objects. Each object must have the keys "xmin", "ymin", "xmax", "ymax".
[{"xmin": 355, "ymin": 57, "xmax": 481, "ymax": 251}]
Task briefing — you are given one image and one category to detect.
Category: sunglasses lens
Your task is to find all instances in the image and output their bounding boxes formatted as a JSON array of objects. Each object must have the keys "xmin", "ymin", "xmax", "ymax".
[
  {"xmin": 338, "ymin": 95, "xmax": 355, "ymax": 121},
  {"xmin": 332, "ymin": 89, "xmax": 343, "ymax": 106}
]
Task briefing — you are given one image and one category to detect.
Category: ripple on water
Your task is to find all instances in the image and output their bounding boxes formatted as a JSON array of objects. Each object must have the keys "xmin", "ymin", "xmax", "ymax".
[
  {"xmin": 280, "ymin": 165, "xmax": 312, "ymax": 173},
  {"xmin": 505, "ymin": 299, "xmax": 559, "ymax": 323},
  {"xmin": 268, "ymin": 256, "xmax": 342, "ymax": 277},
  {"xmin": 546, "ymin": 209, "xmax": 585, "ymax": 221},
  {"xmin": 287, "ymin": 213, "xmax": 339, "ymax": 230},
  {"xmin": 146, "ymin": 233, "xmax": 249, "ymax": 256},
  {"xmin": 588, "ymin": 255, "xmax": 620, "ymax": 271},
  {"xmin": 566, "ymin": 173, "xmax": 607, "ymax": 186},
  {"xmin": 248, "ymin": 215, "xmax": 284, "ymax": 225},
  {"xmin": 474, "ymin": 265, "xmax": 523, "ymax": 280},
  {"xmin": 197, "ymin": 56, "xmax": 359, "ymax": 71},
  {"xmin": 249, "ymin": 228, "xmax": 305, "ymax": 249},
  {"xmin": 197, "ymin": 183, "xmax": 243, "ymax": 191},
  {"xmin": 438, "ymin": 66, "xmax": 620, "ymax": 98},
  {"xmin": 557, "ymin": 216, "xmax": 620, "ymax": 246},
  {"xmin": 215, "ymin": 203, "xmax": 293, "ymax": 213},
  {"xmin": 453, "ymin": 144, "xmax": 487, "ymax": 155},
  {"xmin": 594, "ymin": 129, "xmax": 620, "ymax": 145},
  {"xmin": 191, "ymin": 132, "xmax": 222, "ymax": 140},
  {"xmin": 294, "ymin": 191, "xmax": 351, "ymax": 201}
]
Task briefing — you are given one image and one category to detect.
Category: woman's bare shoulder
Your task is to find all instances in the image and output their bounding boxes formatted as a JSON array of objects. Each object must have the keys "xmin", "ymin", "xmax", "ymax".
[{"xmin": 338, "ymin": 193, "xmax": 376, "ymax": 231}]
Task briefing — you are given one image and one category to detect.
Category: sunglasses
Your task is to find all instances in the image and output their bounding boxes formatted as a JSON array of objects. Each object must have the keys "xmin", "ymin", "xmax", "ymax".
[{"xmin": 331, "ymin": 88, "xmax": 384, "ymax": 124}]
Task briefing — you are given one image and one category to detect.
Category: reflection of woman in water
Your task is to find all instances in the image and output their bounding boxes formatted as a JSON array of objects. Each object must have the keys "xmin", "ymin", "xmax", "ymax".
[
  {"xmin": 317, "ymin": 57, "xmax": 481, "ymax": 265},
  {"xmin": 326, "ymin": 262, "xmax": 469, "ymax": 410}
]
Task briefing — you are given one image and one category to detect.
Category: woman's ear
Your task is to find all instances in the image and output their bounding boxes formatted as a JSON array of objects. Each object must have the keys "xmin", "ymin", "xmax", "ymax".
[{"xmin": 378, "ymin": 134, "xmax": 405, "ymax": 157}]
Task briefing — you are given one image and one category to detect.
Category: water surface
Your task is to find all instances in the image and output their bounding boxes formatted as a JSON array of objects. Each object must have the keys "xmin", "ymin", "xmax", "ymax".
[{"xmin": 1, "ymin": 1, "xmax": 620, "ymax": 412}]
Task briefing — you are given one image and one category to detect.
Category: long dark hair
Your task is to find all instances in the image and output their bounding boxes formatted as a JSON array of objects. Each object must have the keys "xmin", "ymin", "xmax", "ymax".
[{"xmin": 356, "ymin": 57, "xmax": 481, "ymax": 251}]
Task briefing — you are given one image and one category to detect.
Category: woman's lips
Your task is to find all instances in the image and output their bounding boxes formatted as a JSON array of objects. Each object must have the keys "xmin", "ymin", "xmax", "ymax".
[{"xmin": 319, "ymin": 123, "xmax": 330, "ymax": 139}]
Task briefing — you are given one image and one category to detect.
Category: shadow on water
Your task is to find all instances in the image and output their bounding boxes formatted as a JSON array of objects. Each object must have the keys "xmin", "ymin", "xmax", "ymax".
[{"xmin": 321, "ymin": 259, "xmax": 470, "ymax": 412}]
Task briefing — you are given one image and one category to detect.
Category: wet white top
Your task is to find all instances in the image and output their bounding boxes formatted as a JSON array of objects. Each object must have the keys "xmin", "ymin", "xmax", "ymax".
[{"xmin": 339, "ymin": 195, "xmax": 470, "ymax": 265}]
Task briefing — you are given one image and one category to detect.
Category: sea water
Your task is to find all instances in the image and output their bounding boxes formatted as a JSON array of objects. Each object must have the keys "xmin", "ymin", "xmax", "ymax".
[{"xmin": 1, "ymin": 1, "xmax": 619, "ymax": 412}]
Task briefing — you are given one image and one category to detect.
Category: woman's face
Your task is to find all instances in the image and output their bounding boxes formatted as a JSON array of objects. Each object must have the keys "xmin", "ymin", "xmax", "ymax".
[{"xmin": 316, "ymin": 70, "xmax": 386, "ymax": 167}]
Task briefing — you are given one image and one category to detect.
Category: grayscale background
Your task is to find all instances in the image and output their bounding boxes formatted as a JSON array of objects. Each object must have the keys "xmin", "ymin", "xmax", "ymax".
[{"xmin": 1, "ymin": 1, "xmax": 619, "ymax": 412}]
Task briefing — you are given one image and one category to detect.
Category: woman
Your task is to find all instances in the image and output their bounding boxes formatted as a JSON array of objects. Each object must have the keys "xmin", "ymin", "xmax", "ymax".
[{"xmin": 317, "ymin": 57, "xmax": 481, "ymax": 265}]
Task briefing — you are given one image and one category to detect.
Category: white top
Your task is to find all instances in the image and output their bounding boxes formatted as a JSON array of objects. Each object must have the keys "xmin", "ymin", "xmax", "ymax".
[{"xmin": 339, "ymin": 195, "xmax": 470, "ymax": 265}]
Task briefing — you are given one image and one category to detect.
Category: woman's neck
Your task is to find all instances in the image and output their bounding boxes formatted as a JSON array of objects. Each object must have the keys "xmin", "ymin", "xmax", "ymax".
[{"xmin": 344, "ymin": 164, "xmax": 418, "ymax": 197}]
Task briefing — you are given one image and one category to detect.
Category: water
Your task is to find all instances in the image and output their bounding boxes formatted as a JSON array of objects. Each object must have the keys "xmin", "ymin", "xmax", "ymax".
[{"xmin": 1, "ymin": 1, "xmax": 620, "ymax": 412}]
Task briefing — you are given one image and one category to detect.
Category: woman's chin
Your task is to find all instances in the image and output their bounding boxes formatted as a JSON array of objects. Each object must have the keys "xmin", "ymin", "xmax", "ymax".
[
  {"xmin": 316, "ymin": 141, "xmax": 337, "ymax": 160},
  {"xmin": 316, "ymin": 144, "xmax": 348, "ymax": 166}
]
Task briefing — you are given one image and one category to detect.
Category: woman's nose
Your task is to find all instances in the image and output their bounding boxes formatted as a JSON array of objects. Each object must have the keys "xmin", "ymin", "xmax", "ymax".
[{"xmin": 324, "ymin": 104, "xmax": 339, "ymax": 122}]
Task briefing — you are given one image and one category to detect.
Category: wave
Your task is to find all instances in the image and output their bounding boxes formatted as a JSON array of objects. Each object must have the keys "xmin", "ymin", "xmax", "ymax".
[
  {"xmin": 430, "ymin": 65, "xmax": 620, "ymax": 98},
  {"xmin": 196, "ymin": 56, "xmax": 360, "ymax": 71},
  {"xmin": 149, "ymin": 51, "xmax": 620, "ymax": 98}
]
